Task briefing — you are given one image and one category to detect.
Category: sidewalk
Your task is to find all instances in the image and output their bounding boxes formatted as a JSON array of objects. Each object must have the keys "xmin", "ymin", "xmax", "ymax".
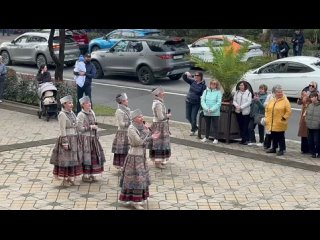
[{"xmin": 1, "ymin": 101, "xmax": 320, "ymax": 210}]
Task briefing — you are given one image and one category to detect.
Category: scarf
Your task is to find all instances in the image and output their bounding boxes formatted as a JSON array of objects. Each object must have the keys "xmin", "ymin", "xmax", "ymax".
[{"xmin": 61, "ymin": 108, "xmax": 77, "ymax": 127}]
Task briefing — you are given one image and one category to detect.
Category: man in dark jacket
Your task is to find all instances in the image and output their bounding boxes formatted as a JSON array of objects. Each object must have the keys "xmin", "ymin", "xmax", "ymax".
[
  {"xmin": 76, "ymin": 53, "xmax": 96, "ymax": 113},
  {"xmin": 183, "ymin": 71, "xmax": 207, "ymax": 136},
  {"xmin": 292, "ymin": 30, "xmax": 305, "ymax": 56}
]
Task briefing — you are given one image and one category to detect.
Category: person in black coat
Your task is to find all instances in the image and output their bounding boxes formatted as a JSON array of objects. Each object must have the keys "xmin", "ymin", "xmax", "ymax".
[{"xmin": 36, "ymin": 65, "xmax": 52, "ymax": 84}]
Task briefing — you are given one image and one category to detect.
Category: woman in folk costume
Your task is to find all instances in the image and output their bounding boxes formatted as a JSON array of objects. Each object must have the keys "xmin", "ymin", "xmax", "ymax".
[
  {"xmin": 119, "ymin": 109, "xmax": 160, "ymax": 210},
  {"xmin": 50, "ymin": 95, "xmax": 83, "ymax": 186},
  {"xmin": 149, "ymin": 86, "xmax": 172, "ymax": 169},
  {"xmin": 77, "ymin": 96, "xmax": 105, "ymax": 182},
  {"xmin": 112, "ymin": 93, "xmax": 131, "ymax": 172}
]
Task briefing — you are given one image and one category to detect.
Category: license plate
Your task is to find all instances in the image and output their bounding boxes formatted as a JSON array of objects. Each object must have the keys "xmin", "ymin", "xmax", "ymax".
[{"xmin": 173, "ymin": 55, "xmax": 183, "ymax": 59}]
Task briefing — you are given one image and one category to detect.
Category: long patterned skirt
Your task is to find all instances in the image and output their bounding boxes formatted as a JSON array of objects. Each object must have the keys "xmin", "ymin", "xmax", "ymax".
[
  {"xmin": 50, "ymin": 135, "xmax": 83, "ymax": 178},
  {"xmin": 149, "ymin": 121, "xmax": 171, "ymax": 159},
  {"xmin": 119, "ymin": 153, "xmax": 150, "ymax": 203},
  {"xmin": 112, "ymin": 130, "xmax": 129, "ymax": 168},
  {"xmin": 79, "ymin": 135, "xmax": 105, "ymax": 175}
]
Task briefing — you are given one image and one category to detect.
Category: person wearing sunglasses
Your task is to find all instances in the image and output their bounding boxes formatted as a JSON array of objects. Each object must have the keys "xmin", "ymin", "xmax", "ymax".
[
  {"xmin": 297, "ymin": 81, "xmax": 319, "ymax": 154},
  {"xmin": 182, "ymin": 71, "xmax": 207, "ymax": 136}
]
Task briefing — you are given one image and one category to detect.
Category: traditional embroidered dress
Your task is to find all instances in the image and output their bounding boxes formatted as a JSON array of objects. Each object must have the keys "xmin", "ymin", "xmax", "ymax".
[
  {"xmin": 77, "ymin": 109, "xmax": 105, "ymax": 176},
  {"xmin": 149, "ymin": 96, "xmax": 171, "ymax": 161},
  {"xmin": 50, "ymin": 109, "xmax": 83, "ymax": 178},
  {"xmin": 119, "ymin": 122, "xmax": 152, "ymax": 203},
  {"xmin": 112, "ymin": 104, "xmax": 131, "ymax": 168}
]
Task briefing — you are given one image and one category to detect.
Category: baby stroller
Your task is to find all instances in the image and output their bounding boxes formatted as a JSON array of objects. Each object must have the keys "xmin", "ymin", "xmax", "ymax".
[{"xmin": 37, "ymin": 82, "xmax": 58, "ymax": 121}]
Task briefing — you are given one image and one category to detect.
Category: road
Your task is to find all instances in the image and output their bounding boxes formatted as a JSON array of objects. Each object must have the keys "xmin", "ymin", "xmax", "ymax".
[{"xmin": 9, "ymin": 64, "xmax": 302, "ymax": 141}]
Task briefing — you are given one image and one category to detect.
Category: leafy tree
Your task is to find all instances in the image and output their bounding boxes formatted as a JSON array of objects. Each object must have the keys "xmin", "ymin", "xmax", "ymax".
[{"xmin": 48, "ymin": 29, "xmax": 65, "ymax": 81}]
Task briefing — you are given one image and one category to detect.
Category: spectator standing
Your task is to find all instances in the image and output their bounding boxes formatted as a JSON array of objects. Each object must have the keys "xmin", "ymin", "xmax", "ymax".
[
  {"xmin": 233, "ymin": 81, "xmax": 252, "ymax": 145},
  {"xmin": 278, "ymin": 39, "xmax": 290, "ymax": 58},
  {"xmin": 265, "ymin": 85, "xmax": 292, "ymax": 156},
  {"xmin": 119, "ymin": 109, "xmax": 160, "ymax": 210},
  {"xmin": 0, "ymin": 56, "xmax": 8, "ymax": 103},
  {"xmin": 76, "ymin": 53, "xmax": 96, "ymax": 113},
  {"xmin": 297, "ymin": 82, "xmax": 319, "ymax": 154},
  {"xmin": 248, "ymin": 84, "xmax": 268, "ymax": 146},
  {"xmin": 77, "ymin": 96, "xmax": 105, "ymax": 182},
  {"xmin": 292, "ymin": 30, "xmax": 305, "ymax": 56},
  {"xmin": 200, "ymin": 80, "xmax": 222, "ymax": 144},
  {"xmin": 270, "ymin": 38, "xmax": 279, "ymax": 59},
  {"xmin": 305, "ymin": 92, "xmax": 320, "ymax": 158},
  {"xmin": 182, "ymin": 71, "xmax": 207, "ymax": 136},
  {"xmin": 112, "ymin": 93, "xmax": 131, "ymax": 171},
  {"xmin": 50, "ymin": 95, "xmax": 83, "ymax": 186}
]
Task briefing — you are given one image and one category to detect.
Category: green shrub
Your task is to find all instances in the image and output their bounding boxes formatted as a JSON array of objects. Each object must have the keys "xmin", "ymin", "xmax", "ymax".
[
  {"xmin": 3, "ymin": 69, "xmax": 38, "ymax": 106},
  {"xmin": 3, "ymin": 68, "xmax": 77, "ymax": 110}
]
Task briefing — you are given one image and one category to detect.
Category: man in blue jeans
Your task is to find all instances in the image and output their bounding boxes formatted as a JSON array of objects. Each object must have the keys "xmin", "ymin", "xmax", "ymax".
[
  {"xmin": 75, "ymin": 53, "xmax": 96, "ymax": 113},
  {"xmin": 183, "ymin": 71, "xmax": 207, "ymax": 136}
]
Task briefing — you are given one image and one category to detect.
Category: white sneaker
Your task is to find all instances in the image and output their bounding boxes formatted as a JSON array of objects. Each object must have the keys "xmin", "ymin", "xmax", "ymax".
[
  {"xmin": 248, "ymin": 142, "xmax": 256, "ymax": 146},
  {"xmin": 190, "ymin": 131, "xmax": 195, "ymax": 136},
  {"xmin": 201, "ymin": 138, "xmax": 208, "ymax": 142},
  {"xmin": 213, "ymin": 139, "xmax": 218, "ymax": 144},
  {"xmin": 256, "ymin": 143, "xmax": 263, "ymax": 147},
  {"xmin": 0, "ymin": 100, "xmax": 2, "ymax": 103}
]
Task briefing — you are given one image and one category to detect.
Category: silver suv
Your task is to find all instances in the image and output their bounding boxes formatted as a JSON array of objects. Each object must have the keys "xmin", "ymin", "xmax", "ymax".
[
  {"xmin": 0, "ymin": 32, "xmax": 80, "ymax": 68},
  {"xmin": 91, "ymin": 36, "xmax": 192, "ymax": 84}
]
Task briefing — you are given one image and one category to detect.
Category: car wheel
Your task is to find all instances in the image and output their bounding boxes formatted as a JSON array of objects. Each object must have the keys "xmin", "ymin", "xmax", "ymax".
[
  {"xmin": 1, "ymin": 51, "xmax": 12, "ymax": 65},
  {"xmin": 168, "ymin": 74, "xmax": 183, "ymax": 80},
  {"xmin": 91, "ymin": 45, "xmax": 100, "ymax": 52},
  {"xmin": 92, "ymin": 61, "xmax": 104, "ymax": 79},
  {"xmin": 36, "ymin": 54, "xmax": 47, "ymax": 69},
  {"xmin": 137, "ymin": 66, "xmax": 155, "ymax": 85}
]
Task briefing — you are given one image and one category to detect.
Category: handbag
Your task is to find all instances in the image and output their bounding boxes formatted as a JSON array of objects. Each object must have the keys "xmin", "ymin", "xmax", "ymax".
[{"xmin": 254, "ymin": 114, "xmax": 265, "ymax": 125}]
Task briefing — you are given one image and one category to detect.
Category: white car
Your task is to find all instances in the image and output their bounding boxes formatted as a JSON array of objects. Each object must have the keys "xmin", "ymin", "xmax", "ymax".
[
  {"xmin": 188, "ymin": 35, "xmax": 263, "ymax": 62},
  {"xmin": 239, "ymin": 56, "xmax": 320, "ymax": 98}
]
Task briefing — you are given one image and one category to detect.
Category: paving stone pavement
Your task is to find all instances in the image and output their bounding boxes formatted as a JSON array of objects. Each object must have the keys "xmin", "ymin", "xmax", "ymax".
[{"xmin": 1, "ymin": 101, "xmax": 320, "ymax": 210}]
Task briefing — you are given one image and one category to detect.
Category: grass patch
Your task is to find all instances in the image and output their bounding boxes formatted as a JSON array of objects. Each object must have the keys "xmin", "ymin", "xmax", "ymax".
[{"xmin": 94, "ymin": 104, "xmax": 116, "ymax": 116}]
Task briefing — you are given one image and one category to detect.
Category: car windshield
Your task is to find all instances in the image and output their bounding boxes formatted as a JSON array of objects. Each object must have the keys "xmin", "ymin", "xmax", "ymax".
[
  {"xmin": 53, "ymin": 36, "xmax": 76, "ymax": 44},
  {"xmin": 147, "ymin": 40, "xmax": 188, "ymax": 52},
  {"xmin": 233, "ymin": 37, "xmax": 255, "ymax": 45}
]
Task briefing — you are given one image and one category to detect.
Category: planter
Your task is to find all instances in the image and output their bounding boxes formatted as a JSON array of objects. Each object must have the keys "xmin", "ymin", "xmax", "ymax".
[{"xmin": 198, "ymin": 102, "xmax": 240, "ymax": 143}]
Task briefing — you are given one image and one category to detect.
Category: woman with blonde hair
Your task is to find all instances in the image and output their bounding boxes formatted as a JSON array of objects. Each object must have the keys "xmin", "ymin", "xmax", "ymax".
[
  {"xmin": 200, "ymin": 80, "xmax": 222, "ymax": 143},
  {"xmin": 265, "ymin": 85, "xmax": 292, "ymax": 156}
]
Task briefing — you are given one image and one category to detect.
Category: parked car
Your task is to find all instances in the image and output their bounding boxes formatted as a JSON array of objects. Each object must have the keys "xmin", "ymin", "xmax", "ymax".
[
  {"xmin": 236, "ymin": 56, "xmax": 320, "ymax": 98},
  {"xmin": 189, "ymin": 35, "xmax": 263, "ymax": 62},
  {"xmin": 0, "ymin": 32, "xmax": 80, "ymax": 69},
  {"xmin": 40, "ymin": 29, "xmax": 89, "ymax": 54},
  {"xmin": 88, "ymin": 29, "xmax": 161, "ymax": 53},
  {"xmin": 91, "ymin": 36, "xmax": 192, "ymax": 84}
]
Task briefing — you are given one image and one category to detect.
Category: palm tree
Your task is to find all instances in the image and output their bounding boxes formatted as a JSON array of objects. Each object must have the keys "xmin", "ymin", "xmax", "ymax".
[{"xmin": 190, "ymin": 38, "xmax": 251, "ymax": 102}]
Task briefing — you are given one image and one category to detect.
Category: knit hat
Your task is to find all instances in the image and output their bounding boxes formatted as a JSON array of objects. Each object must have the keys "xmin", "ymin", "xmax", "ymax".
[
  {"xmin": 151, "ymin": 86, "xmax": 164, "ymax": 96},
  {"xmin": 115, "ymin": 93, "xmax": 128, "ymax": 103},
  {"xmin": 60, "ymin": 95, "xmax": 73, "ymax": 104},
  {"xmin": 79, "ymin": 96, "xmax": 91, "ymax": 105},
  {"xmin": 130, "ymin": 109, "xmax": 143, "ymax": 119},
  {"xmin": 79, "ymin": 55, "xmax": 85, "ymax": 62}
]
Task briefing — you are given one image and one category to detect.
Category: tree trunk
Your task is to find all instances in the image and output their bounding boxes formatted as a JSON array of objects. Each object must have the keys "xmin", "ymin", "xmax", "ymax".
[{"xmin": 48, "ymin": 29, "xmax": 65, "ymax": 81}]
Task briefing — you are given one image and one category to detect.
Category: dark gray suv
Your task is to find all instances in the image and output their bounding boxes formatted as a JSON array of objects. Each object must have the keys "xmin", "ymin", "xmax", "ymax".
[{"xmin": 91, "ymin": 36, "xmax": 192, "ymax": 84}]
